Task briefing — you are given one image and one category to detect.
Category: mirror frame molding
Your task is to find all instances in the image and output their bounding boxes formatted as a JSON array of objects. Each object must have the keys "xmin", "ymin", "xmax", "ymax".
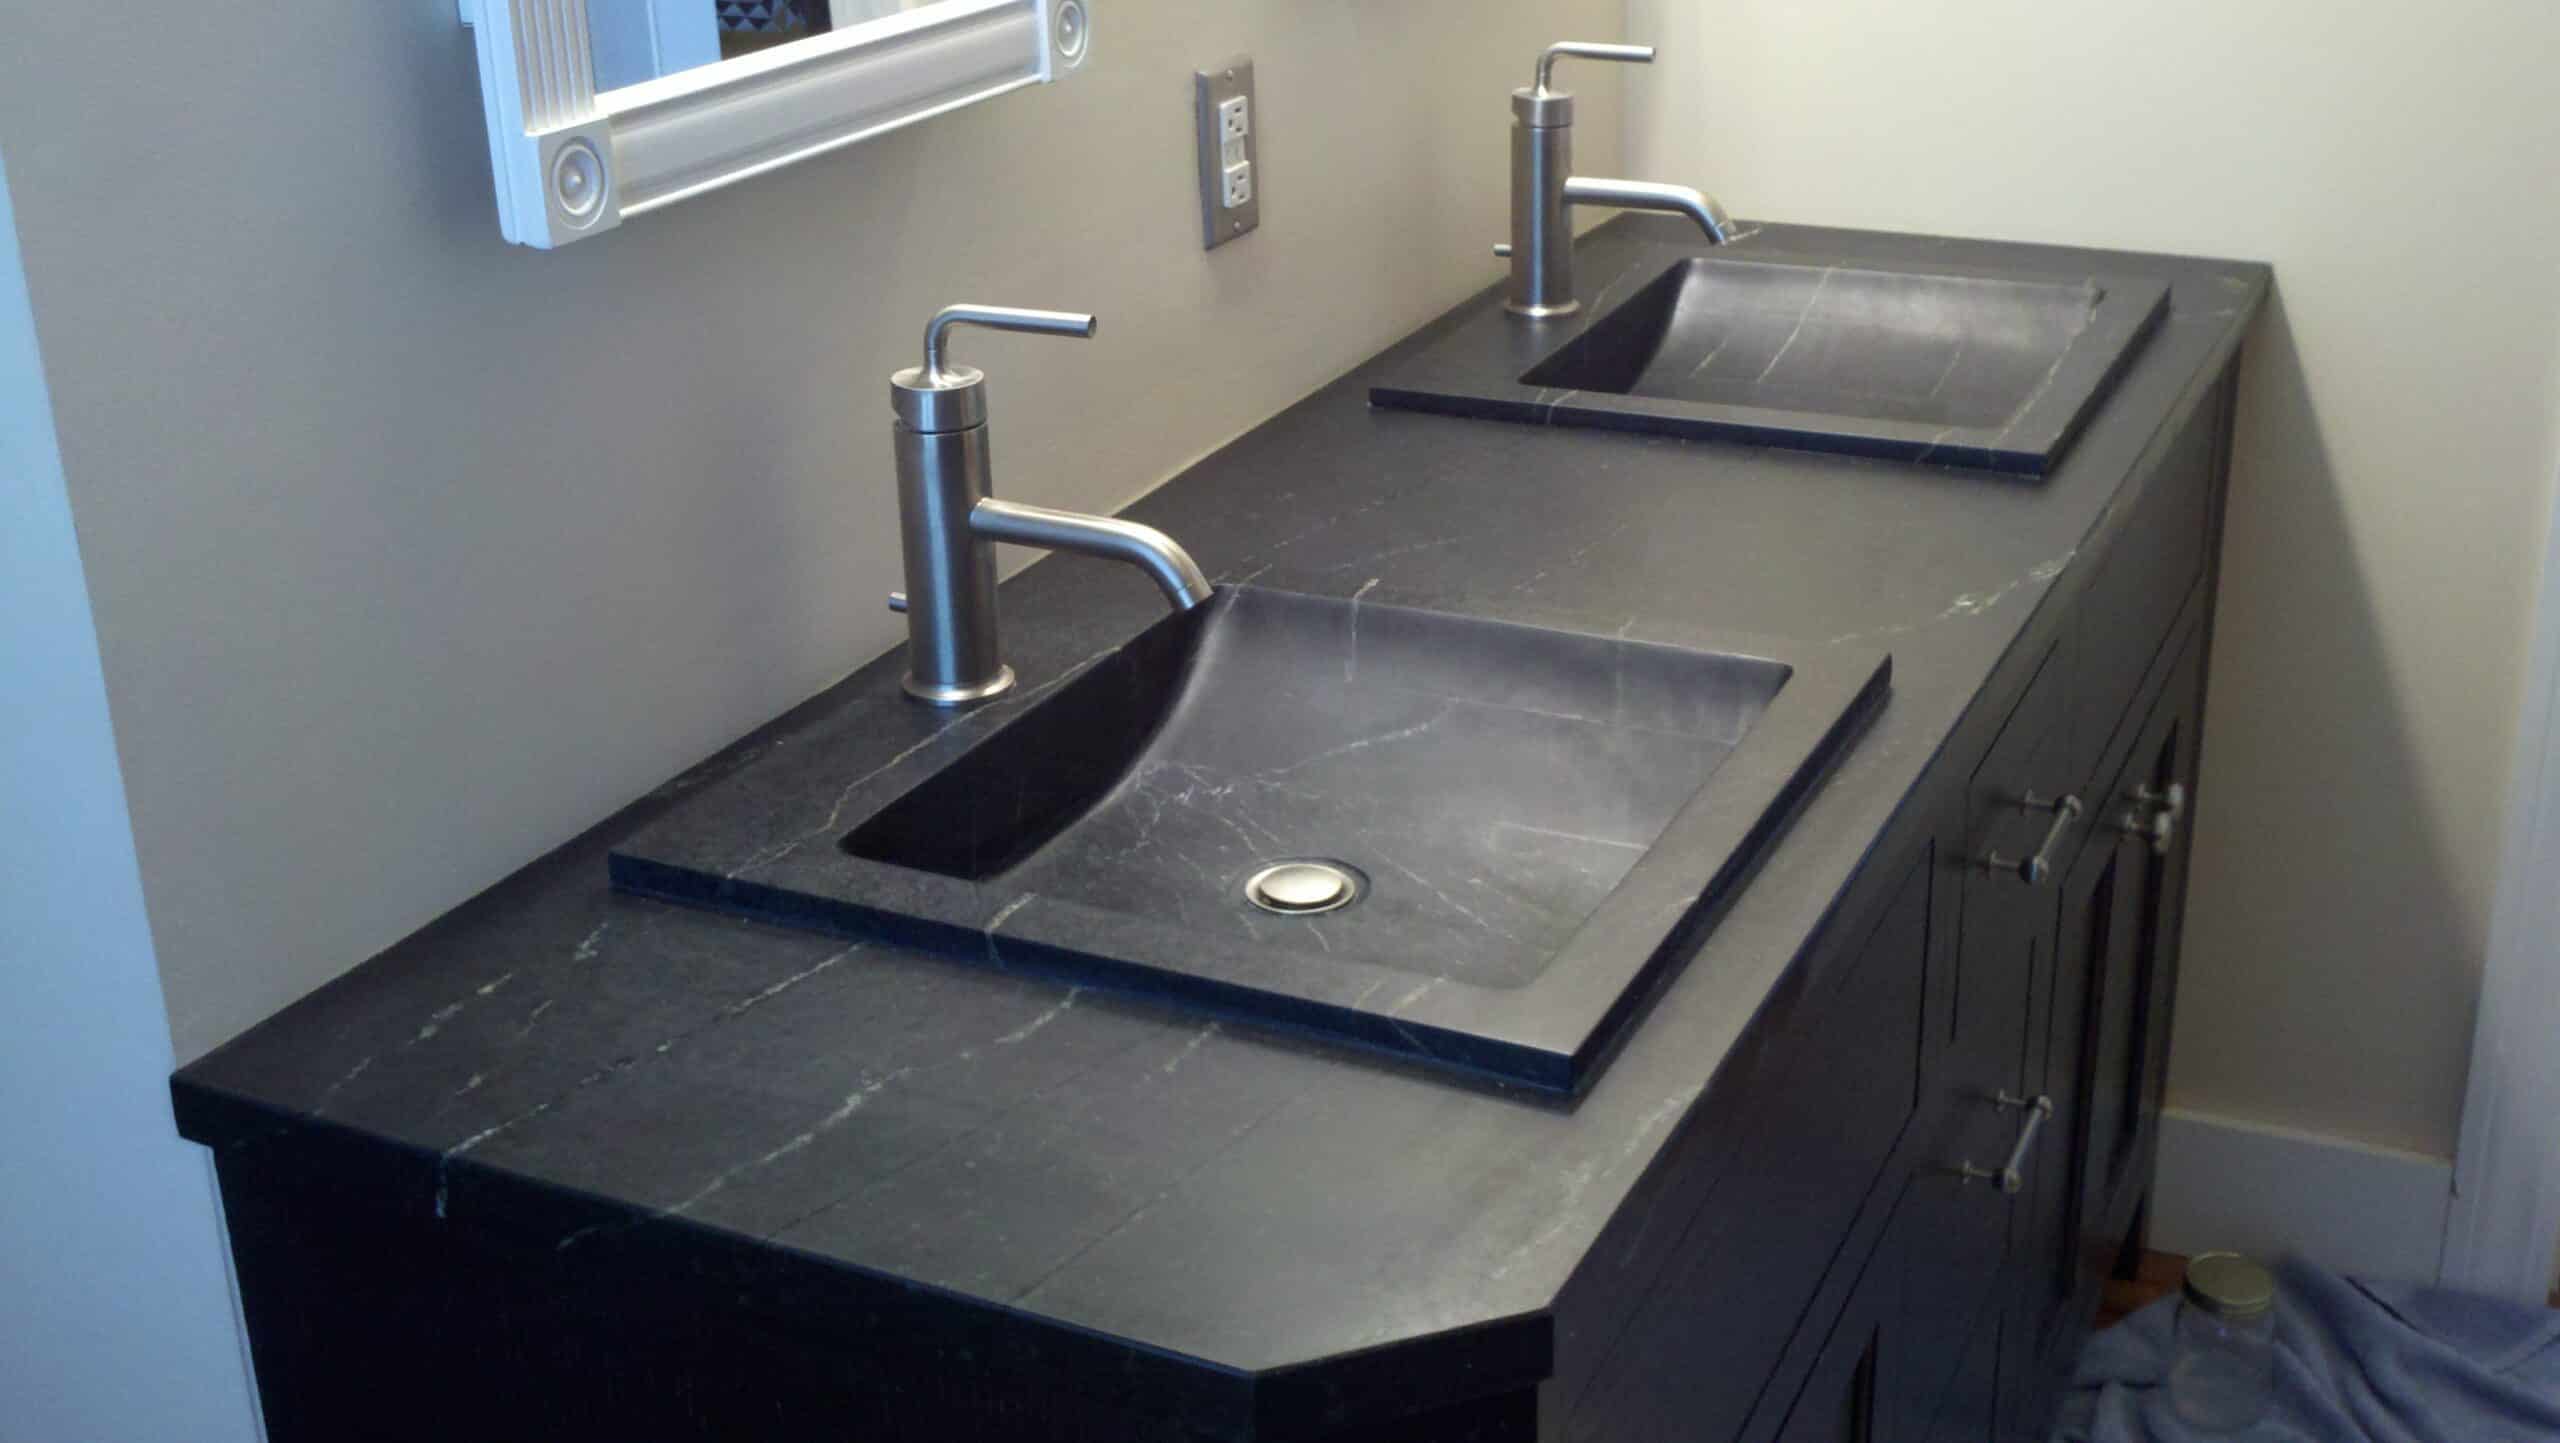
[{"xmin": 460, "ymin": 0, "xmax": 1083, "ymax": 248}]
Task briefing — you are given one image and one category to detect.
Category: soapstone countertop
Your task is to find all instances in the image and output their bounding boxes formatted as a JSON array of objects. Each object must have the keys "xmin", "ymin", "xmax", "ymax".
[{"xmin": 174, "ymin": 218, "xmax": 2268, "ymax": 1440}]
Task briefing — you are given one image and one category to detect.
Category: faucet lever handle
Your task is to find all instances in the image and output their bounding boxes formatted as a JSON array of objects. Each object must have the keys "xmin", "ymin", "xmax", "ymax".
[
  {"xmin": 920, "ymin": 304, "xmax": 1097, "ymax": 386},
  {"xmin": 1535, "ymin": 41, "xmax": 1654, "ymax": 93}
]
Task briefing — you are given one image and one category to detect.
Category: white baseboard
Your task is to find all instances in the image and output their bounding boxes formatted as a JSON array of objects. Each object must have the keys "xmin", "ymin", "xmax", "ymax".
[{"xmin": 2148, "ymin": 1107, "xmax": 2453, "ymax": 1284}]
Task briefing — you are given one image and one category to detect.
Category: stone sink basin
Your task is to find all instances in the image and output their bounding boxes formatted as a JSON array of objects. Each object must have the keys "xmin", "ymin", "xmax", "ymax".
[
  {"xmin": 613, "ymin": 587, "xmax": 1888, "ymax": 1094},
  {"xmin": 1373, "ymin": 242, "xmax": 2169, "ymax": 476}
]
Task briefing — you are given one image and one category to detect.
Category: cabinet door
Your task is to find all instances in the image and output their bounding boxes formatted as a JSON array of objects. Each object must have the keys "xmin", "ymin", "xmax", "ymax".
[
  {"xmin": 1772, "ymin": 1173, "xmax": 2012, "ymax": 1443},
  {"xmin": 2088, "ymin": 632, "xmax": 2206, "ymax": 1243},
  {"xmin": 1999, "ymin": 630, "xmax": 2208, "ymax": 1440},
  {"xmin": 1918, "ymin": 1304, "xmax": 2003, "ymax": 1443},
  {"xmin": 1775, "ymin": 1279, "xmax": 1892, "ymax": 1443},
  {"xmin": 2012, "ymin": 783, "xmax": 2141, "ymax": 1411}
]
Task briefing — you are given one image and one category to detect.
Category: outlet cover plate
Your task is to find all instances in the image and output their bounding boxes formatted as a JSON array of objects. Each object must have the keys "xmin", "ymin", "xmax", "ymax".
[{"xmin": 1194, "ymin": 58, "xmax": 1258, "ymax": 250}]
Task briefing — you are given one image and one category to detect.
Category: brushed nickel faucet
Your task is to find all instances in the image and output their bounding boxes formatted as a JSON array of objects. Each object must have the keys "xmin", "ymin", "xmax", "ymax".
[
  {"xmin": 1500, "ymin": 42, "xmax": 1735, "ymax": 318},
  {"xmin": 887, "ymin": 304, "xmax": 1212, "ymax": 706}
]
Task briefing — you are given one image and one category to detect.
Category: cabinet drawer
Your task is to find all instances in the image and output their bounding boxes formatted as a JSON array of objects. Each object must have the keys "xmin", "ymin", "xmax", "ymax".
[
  {"xmin": 1967, "ymin": 639, "xmax": 2074, "ymax": 878},
  {"xmin": 2074, "ymin": 404, "xmax": 2213, "ymax": 771}
]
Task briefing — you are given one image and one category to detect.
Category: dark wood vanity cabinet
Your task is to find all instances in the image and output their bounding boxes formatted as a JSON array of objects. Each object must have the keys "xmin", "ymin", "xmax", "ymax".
[{"xmin": 1647, "ymin": 377, "xmax": 2228, "ymax": 1443}]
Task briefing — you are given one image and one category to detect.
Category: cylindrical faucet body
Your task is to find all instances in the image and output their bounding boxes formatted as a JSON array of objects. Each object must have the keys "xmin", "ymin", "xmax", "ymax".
[
  {"xmin": 893, "ymin": 408, "xmax": 1015, "ymax": 704},
  {"xmin": 1507, "ymin": 93, "xmax": 1578, "ymax": 317}
]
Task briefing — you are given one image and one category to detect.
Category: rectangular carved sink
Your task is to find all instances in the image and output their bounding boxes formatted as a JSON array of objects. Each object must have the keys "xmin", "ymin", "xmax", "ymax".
[
  {"xmin": 1373, "ymin": 247, "xmax": 2169, "ymax": 476},
  {"xmin": 613, "ymin": 587, "xmax": 1888, "ymax": 1093}
]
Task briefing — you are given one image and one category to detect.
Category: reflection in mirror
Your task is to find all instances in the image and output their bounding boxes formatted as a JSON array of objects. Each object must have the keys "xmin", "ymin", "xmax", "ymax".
[{"xmin": 589, "ymin": 0, "xmax": 960, "ymax": 91}]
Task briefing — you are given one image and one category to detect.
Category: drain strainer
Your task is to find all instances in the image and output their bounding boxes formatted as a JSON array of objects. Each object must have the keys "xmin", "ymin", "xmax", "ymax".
[{"xmin": 1243, "ymin": 860, "xmax": 1364, "ymax": 916}]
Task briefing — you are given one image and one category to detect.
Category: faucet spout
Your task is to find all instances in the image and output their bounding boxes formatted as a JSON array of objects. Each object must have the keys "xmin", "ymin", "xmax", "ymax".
[
  {"xmin": 970, "ymin": 497, "xmax": 1214, "ymax": 610},
  {"xmin": 1562, "ymin": 177, "xmax": 1733, "ymax": 244}
]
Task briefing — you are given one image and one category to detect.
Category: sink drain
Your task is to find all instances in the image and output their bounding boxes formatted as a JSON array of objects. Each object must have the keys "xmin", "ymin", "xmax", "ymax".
[{"xmin": 1243, "ymin": 860, "xmax": 1364, "ymax": 916}]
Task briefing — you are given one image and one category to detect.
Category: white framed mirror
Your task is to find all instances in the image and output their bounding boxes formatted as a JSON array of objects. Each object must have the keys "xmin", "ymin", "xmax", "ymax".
[{"xmin": 459, "ymin": 0, "xmax": 1088, "ymax": 248}]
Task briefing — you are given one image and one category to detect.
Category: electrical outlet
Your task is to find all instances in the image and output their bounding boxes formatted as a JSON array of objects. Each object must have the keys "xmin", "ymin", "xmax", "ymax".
[{"xmin": 1194, "ymin": 58, "xmax": 1258, "ymax": 249}]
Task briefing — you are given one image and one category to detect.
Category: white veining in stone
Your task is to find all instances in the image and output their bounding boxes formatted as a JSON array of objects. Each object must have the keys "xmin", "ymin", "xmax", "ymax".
[
  {"xmin": 721, "ymin": 945, "xmax": 863, "ymax": 1019},
  {"xmin": 1992, "ymin": 331, "xmax": 2083, "ymax": 444},
  {"xmin": 1160, "ymin": 1022, "xmax": 1220, "ymax": 1075},
  {"xmin": 1372, "ymin": 852, "xmax": 1513, "ymax": 942},
  {"xmin": 1345, "ymin": 576, "xmax": 1380, "ymax": 682},
  {"xmin": 309, "ymin": 1054, "xmax": 375, "ymax": 1117},
  {"xmin": 1489, "ymin": 1156, "xmax": 1598, "ymax": 1280},
  {"xmin": 984, "ymin": 891, "xmax": 1035, "ymax": 937},
  {"xmin": 1496, "ymin": 820, "xmax": 1646, "ymax": 852},
  {"xmin": 1921, "ymin": 336, "xmax": 1972, "ymax": 400},
  {"xmin": 660, "ymin": 1070, "xmax": 912, "ymax": 1223},
  {"xmin": 432, "ymin": 942, "xmax": 869, "ymax": 1216},
  {"xmin": 1827, "ymin": 549, "xmax": 2078, "ymax": 646},
  {"xmin": 411, "ymin": 1001, "xmax": 466, "ymax": 1044},
  {"xmin": 1257, "ymin": 703, "xmax": 1455, "ymax": 780},
  {"xmin": 995, "ymin": 987, "xmax": 1081, "ymax": 1045},
  {"xmin": 1322, "ymin": 540, "xmax": 1457, "ymax": 575},
  {"xmin": 722, "ymin": 710, "xmax": 976, "ymax": 880},
  {"xmin": 1490, "ymin": 1086, "xmax": 1694, "ymax": 1282},
  {"xmin": 1754, "ymin": 265, "xmax": 1838, "ymax": 383},
  {"xmin": 1684, "ymin": 332, "xmax": 1733, "ymax": 381}
]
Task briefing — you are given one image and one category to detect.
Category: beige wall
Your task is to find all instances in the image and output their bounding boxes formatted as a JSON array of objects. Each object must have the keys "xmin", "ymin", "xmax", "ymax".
[
  {"xmin": 0, "ymin": 0, "xmax": 1619, "ymax": 1062},
  {"xmin": 1625, "ymin": 0, "xmax": 2560, "ymax": 1157}
]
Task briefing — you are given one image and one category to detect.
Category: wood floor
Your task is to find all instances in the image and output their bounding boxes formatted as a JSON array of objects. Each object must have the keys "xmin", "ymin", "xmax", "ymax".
[{"xmin": 2095, "ymin": 1251, "xmax": 2188, "ymax": 1330}]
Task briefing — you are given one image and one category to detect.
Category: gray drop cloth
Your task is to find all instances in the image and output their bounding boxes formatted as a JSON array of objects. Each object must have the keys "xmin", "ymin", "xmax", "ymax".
[{"xmin": 2054, "ymin": 1260, "xmax": 2560, "ymax": 1441}]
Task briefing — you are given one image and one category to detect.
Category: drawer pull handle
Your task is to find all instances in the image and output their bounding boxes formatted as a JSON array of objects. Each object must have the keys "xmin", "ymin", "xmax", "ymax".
[
  {"xmin": 1957, "ymin": 1092, "xmax": 2054, "ymax": 1195},
  {"xmin": 1980, "ymin": 791, "xmax": 2082, "ymax": 885}
]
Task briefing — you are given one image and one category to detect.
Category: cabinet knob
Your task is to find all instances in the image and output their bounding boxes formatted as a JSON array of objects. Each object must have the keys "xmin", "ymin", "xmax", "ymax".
[
  {"xmin": 2123, "ymin": 781, "xmax": 2189, "ymax": 855},
  {"xmin": 2132, "ymin": 781, "xmax": 2187, "ymax": 821}
]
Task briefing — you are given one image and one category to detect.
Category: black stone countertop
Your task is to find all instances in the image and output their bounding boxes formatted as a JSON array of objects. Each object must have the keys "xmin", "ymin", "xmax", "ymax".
[{"xmin": 175, "ymin": 219, "xmax": 2267, "ymax": 1438}]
